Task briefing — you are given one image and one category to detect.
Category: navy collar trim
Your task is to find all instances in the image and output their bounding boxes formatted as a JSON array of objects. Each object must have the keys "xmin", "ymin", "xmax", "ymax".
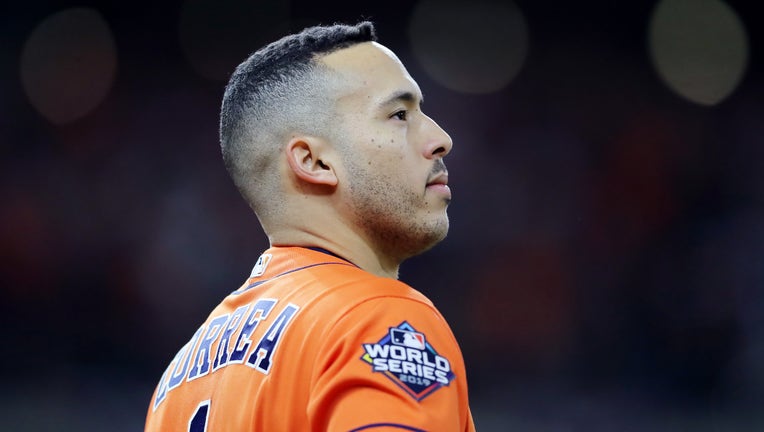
[{"xmin": 304, "ymin": 247, "xmax": 357, "ymax": 267}]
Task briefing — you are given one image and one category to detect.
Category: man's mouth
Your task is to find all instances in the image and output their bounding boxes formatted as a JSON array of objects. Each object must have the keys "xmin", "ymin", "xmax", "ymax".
[
  {"xmin": 426, "ymin": 172, "xmax": 451, "ymax": 199},
  {"xmin": 426, "ymin": 171, "xmax": 448, "ymax": 187}
]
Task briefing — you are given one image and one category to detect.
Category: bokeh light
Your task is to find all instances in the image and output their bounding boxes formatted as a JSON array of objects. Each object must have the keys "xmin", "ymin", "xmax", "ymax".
[
  {"xmin": 19, "ymin": 8, "xmax": 117, "ymax": 124},
  {"xmin": 179, "ymin": 0, "xmax": 290, "ymax": 81},
  {"xmin": 648, "ymin": 0, "xmax": 748, "ymax": 106},
  {"xmin": 408, "ymin": 0, "xmax": 528, "ymax": 94}
]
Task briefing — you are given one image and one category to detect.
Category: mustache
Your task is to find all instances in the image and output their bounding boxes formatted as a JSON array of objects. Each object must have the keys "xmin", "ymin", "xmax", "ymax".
[{"xmin": 430, "ymin": 159, "xmax": 447, "ymax": 176}]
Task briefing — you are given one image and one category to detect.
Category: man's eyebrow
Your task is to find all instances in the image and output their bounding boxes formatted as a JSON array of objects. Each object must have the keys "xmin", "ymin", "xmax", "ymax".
[{"xmin": 378, "ymin": 90, "xmax": 424, "ymax": 109}]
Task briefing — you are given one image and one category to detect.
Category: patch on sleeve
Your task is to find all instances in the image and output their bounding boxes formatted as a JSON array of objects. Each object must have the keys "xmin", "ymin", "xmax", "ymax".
[
  {"xmin": 360, "ymin": 321, "xmax": 455, "ymax": 401},
  {"xmin": 250, "ymin": 253, "xmax": 272, "ymax": 277}
]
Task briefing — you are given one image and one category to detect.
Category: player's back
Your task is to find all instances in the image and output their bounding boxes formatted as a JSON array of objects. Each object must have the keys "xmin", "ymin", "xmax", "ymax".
[{"xmin": 145, "ymin": 246, "xmax": 474, "ymax": 431}]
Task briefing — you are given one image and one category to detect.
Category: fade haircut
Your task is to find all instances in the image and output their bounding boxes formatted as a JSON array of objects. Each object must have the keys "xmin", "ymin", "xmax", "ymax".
[{"xmin": 220, "ymin": 21, "xmax": 377, "ymax": 221}]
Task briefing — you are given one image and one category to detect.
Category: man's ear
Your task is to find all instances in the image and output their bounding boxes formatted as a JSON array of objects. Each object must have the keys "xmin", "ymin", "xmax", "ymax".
[{"xmin": 285, "ymin": 136, "xmax": 338, "ymax": 186}]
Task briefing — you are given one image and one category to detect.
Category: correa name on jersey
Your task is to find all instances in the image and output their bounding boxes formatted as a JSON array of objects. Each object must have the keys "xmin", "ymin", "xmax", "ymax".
[
  {"xmin": 360, "ymin": 321, "xmax": 455, "ymax": 401},
  {"xmin": 152, "ymin": 298, "xmax": 300, "ymax": 410}
]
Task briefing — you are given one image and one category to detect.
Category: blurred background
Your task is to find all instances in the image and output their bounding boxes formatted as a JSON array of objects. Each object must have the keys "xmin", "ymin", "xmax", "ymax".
[{"xmin": 2, "ymin": 0, "xmax": 763, "ymax": 430}]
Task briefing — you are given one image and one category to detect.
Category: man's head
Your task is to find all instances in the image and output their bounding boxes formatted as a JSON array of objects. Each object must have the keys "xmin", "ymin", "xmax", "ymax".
[
  {"xmin": 220, "ymin": 22, "xmax": 453, "ymax": 268},
  {"xmin": 220, "ymin": 22, "xmax": 376, "ymax": 221}
]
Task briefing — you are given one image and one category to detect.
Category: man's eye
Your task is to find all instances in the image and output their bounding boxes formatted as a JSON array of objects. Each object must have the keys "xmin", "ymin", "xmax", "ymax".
[{"xmin": 391, "ymin": 110, "xmax": 407, "ymax": 121}]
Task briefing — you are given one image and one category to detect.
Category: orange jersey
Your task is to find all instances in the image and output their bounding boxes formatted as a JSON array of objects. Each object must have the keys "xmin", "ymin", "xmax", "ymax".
[{"xmin": 145, "ymin": 246, "xmax": 475, "ymax": 431}]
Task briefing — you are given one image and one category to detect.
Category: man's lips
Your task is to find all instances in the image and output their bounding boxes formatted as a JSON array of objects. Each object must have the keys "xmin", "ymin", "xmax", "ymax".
[
  {"xmin": 426, "ymin": 172, "xmax": 451, "ymax": 198},
  {"xmin": 427, "ymin": 172, "xmax": 448, "ymax": 187}
]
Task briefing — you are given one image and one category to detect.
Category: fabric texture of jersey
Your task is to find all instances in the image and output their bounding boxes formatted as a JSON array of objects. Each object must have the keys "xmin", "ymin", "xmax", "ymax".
[{"xmin": 145, "ymin": 246, "xmax": 475, "ymax": 431}]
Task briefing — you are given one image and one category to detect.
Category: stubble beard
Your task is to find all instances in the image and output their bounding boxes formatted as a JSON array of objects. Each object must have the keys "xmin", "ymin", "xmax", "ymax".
[{"xmin": 346, "ymin": 164, "xmax": 449, "ymax": 263}]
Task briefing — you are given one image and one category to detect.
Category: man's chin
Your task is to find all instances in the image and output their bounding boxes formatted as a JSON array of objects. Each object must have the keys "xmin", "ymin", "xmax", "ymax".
[{"xmin": 409, "ymin": 221, "xmax": 449, "ymax": 257}]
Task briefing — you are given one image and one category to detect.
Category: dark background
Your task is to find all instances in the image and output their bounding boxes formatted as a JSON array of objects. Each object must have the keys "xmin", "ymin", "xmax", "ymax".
[{"xmin": 2, "ymin": 0, "xmax": 763, "ymax": 430}]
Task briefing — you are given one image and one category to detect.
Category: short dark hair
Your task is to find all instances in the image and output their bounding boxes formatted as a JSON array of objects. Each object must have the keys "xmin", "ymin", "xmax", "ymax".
[{"xmin": 219, "ymin": 22, "xmax": 377, "ymax": 217}]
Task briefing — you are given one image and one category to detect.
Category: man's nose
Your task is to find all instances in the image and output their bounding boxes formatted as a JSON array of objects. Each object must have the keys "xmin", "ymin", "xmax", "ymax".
[{"xmin": 422, "ymin": 114, "xmax": 453, "ymax": 159}]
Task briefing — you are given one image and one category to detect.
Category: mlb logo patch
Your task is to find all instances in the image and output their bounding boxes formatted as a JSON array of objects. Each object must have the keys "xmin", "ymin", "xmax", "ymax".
[
  {"xmin": 360, "ymin": 321, "xmax": 455, "ymax": 401},
  {"xmin": 391, "ymin": 328, "xmax": 425, "ymax": 350},
  {"xmin": 250, "ymin": 253, "xmax": 272, "ymax": 277}
]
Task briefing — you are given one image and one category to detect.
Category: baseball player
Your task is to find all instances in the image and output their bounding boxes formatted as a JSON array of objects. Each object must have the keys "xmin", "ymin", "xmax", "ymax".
[{"xmin": 145, "ymin": 21, "xmax": 475, "ymax": 431}]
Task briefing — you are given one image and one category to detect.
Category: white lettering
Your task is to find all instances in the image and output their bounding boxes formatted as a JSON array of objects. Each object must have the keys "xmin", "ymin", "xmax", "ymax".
[
  {"xmin": 422, "ymin": 365, "xmax": 436, "ymax": 380},
  {"xmin": 435, "ymin": 369, "xmax": 449, "ymax": 384},
  {"xmin": 364, "ymin": 344, "xmax": 389, "ymax": 357},
  {"xmin": 435, "ymin": 355, "xmax": 450, "ymax": 371},
  {"xmin": 363, "ymin": 338, "xmax": 454, "ymax": 388},
  {"xmin": 422, "ymin": 350, "xmax": 437, "ymax": 367},
  {"xmin": 372, "ymin": 358, "xmax": 388, "ymax": 371},
  {"xmin": 406, "ymin": 348, "xmax": 422, "ymax": 363},
  {"xmin": 389, "ymin": 345, "xmax": 406, "ymax": 360}
]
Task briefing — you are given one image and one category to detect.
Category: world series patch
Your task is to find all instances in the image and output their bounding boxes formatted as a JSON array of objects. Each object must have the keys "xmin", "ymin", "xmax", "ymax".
[{"xmin": 360, "ymin": 321, "xmax": 455, "ymax": 401}]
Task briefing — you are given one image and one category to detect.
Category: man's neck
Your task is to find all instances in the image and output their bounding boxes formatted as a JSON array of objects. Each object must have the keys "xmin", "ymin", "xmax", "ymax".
[{"xmin": 269, "ymin": 228, "xmax": 401, "ymax": 279}]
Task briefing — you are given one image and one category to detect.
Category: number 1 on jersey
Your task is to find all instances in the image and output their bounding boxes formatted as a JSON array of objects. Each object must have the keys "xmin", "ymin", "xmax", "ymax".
[{"xmin": 189, "ymin": 400, "xmax": 210, "ymax": 432}]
